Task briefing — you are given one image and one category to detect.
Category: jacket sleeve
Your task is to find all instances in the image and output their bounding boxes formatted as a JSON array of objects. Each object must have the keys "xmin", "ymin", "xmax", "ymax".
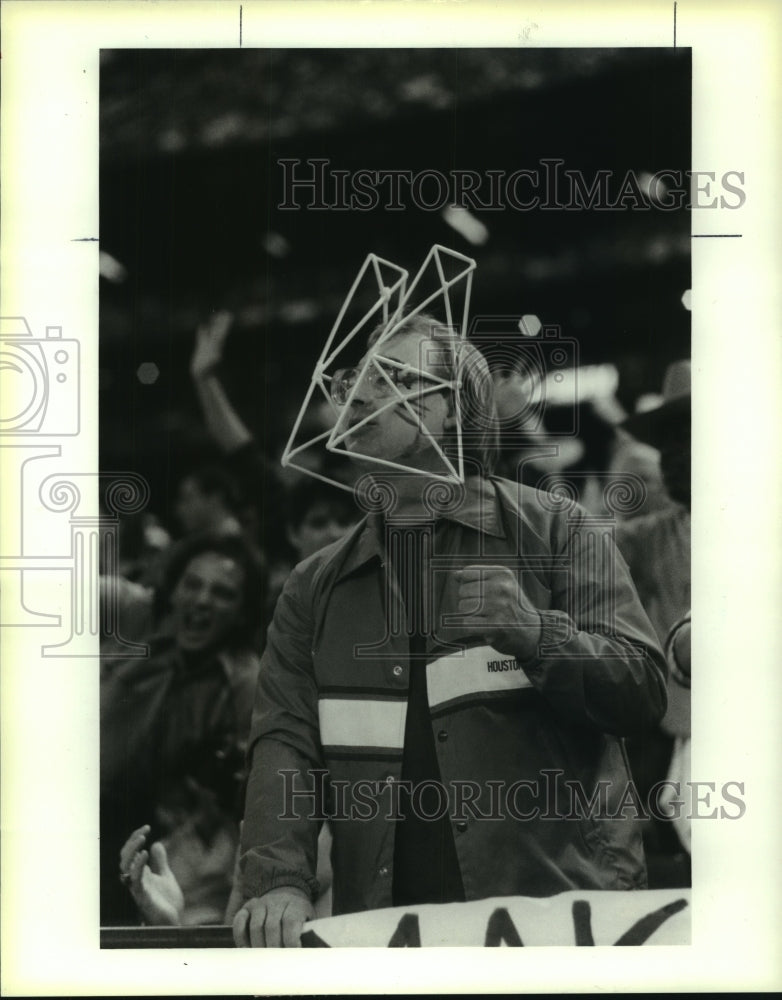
[
  {"xmin": 238, "ymin": 560, "xmax": 325, "ymax": 903},
  {"xmin": 519, "ymin": 505, "xmax": 668, "ymax": 736}
]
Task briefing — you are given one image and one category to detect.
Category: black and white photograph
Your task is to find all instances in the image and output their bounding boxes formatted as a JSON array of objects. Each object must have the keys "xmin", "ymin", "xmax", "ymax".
[
  {"xmin": 2, "ymin": 1, "xmax": 781, "ymax": 994},
  {"xmin": 98, "ymin": 45, "xmax": 694, "ymax": 948}
]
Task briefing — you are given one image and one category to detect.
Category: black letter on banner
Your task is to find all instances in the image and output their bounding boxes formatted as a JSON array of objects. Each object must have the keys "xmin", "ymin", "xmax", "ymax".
[
  {"xmin": 300, "ymin": 929, "xmax": 331, "ymax": 947},
  {"xmin": 484, "ymin": 907, "xmax": 524, "ymax": 947},
  {"xmin": 613, "ymin": 898, "xmax": 688, "ymax": 946},
  {"xmin": 388, "ymin": 913, "xmax": 421, "ymax": 947},
  {"xmin": 572, "ymin": 900, "xmax": 595, "ymax": 946}
]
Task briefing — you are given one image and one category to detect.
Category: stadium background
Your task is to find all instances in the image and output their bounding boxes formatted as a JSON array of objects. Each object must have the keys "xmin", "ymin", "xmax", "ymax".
[{"xmin": 99, "ymin": 47, "xmax": 691, "ymax": 526}]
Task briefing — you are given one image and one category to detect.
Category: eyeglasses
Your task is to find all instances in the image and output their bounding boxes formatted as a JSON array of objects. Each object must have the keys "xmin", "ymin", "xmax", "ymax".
[{"xmin": 329, "ymin": 361, "xmax": 448, "ymax": 407}]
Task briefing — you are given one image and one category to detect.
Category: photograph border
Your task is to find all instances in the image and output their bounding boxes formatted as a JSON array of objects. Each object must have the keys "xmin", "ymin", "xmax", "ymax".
[{"xmin": 2, "ymin": 0, "xmax": 781, "ymax": 994}]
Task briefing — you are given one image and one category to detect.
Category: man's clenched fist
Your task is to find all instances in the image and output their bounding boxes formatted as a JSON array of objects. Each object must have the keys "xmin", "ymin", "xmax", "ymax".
[{"xmin": 454, "ymin": 565, "xmax": 542, "ymax": 660}]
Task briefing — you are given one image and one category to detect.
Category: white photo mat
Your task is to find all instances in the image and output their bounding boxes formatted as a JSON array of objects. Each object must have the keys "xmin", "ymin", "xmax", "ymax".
[{"xmin": 1, "ymin": 0, "xmax": 781, "ymax": 994}]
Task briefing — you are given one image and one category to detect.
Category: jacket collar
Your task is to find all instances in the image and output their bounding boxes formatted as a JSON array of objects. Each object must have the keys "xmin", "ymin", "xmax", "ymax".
[{"xmin": 335, "ymin": 475, "xmax": 506, "ymax": 582}]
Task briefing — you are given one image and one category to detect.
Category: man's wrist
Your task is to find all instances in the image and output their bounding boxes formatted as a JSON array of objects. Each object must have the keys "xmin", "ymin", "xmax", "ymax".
[
  {"xmin": 510, "ymin": 609, "xmax": 543, "ymax": 663},
  {"xmin": 240, "ymin": 860, "xmax": 319, "ymax": 904}
]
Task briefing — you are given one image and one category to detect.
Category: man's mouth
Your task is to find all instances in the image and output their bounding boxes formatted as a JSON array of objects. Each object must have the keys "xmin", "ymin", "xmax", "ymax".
[{"xmin": 346, "ymin": 416, "xmax": 377, "ymax": 434}]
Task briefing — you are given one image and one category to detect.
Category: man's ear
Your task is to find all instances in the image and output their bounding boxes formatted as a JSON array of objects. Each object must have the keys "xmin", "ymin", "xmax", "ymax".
[{"xmin": 443, "ymin": 413, "xmax": 459, "ymax": 431}]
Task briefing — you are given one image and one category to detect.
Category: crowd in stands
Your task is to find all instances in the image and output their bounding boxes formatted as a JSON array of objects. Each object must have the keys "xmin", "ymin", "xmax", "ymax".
[{"xmin": 100, "ymin": 311, "xmax": 691, "ymax": 927}]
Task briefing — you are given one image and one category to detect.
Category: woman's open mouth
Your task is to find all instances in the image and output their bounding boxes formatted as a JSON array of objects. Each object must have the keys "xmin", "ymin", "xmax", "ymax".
[{"xmin": 178, "ymin": 609, "xmax": 214, "ymax": 645}]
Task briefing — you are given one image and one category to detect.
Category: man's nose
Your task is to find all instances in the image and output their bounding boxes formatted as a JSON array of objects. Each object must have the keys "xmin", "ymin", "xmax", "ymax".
[{"xmin": 348, "ymin": 382, "xmax": 376, "ymax": 411}]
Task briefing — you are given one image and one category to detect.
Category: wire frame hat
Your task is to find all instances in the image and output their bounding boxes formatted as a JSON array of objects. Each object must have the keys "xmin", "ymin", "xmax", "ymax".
[{"xmin": 281, "ymin": 245, "xmax": 477, "ymax": 492}]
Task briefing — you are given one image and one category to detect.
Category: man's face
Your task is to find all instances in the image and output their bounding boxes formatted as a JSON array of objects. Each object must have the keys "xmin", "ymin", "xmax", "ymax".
[
  {"xmin": 170, "ymin": 551, "xmax": 246, "ymax": 653},
  {"xmin": 287, "ymin": 501, "xmax": 356, "ymax": 560},
  {"xmin": 341, "ymin": 332, "xmax": 454, "ymax": 470}
]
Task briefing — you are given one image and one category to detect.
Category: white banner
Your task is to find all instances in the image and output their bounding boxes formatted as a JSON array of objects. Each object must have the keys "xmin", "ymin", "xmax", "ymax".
[{"xmin": 302, "ymin": 889, "xmax": 690, "ymax": 947}]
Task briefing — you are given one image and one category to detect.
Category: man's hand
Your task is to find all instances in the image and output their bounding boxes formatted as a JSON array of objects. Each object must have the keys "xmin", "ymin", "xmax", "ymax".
[
  {"xmin": 190, "ymin": 310, "xmax": 234, "ymax": 380},
  {"xmin": 455, "ymin": 565, "xmax": 542, "ymax": 660},
  {"xmin": 232, "ymin": 886, "xmax": 314, "ymax": 948},
  {"xmin": 119, "ymin": 824, "xmax": 185, "ymax": 927}
]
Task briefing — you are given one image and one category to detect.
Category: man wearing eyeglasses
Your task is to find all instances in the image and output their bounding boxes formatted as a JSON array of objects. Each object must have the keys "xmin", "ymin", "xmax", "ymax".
[
  {"xmin": 232, "ymin": 311, "xmax": 667, "ymax": 947},
  {"xmin": 328, "ymin": 331, "xmax": 463, "ymax": 473}
]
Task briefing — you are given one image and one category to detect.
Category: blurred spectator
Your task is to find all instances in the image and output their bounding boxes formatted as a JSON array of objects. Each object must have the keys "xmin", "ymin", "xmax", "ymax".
[
  {"xmin": 607, "ymin": 430, "xmax": 671, "ymax": 521},
  {"xmin": 490, "ymin": 358, "xmax": 585, "ymax": 488},
  {"xmin": 542, "ymin": 400, "xmax": 620, "ymax": 516},
  {"xmin": 190, "ymin": 311, "xmax": 253, "ymax": 454},
  {"xmin": 100, "ymin": 533, "xmax": 265, "ymax": 925},
  {"xmin": 174, "ymin": 464, "xmax": 245, "ymax": 540},
  {"xmin": 99, "ymin": 572, "xmax": 155, "ymax": 657},
  {"xmin": 189, "ymin": 311, "xmax": 288, "ymax": 563},
  {"xmin": 658, "ymin": 612, "xmax": 692, "ymax": 857},
  {"xmin": 265, "ymin": 477, "xmax": 359, "ymax": 620},
  {"xmin": 117, "ymin": 819, "xmax": 334, "ymax": 926},
  {"xmin": 120, "ymin": 824, "xmax": 186, "ymax": 927},
  {"xmin": 285, "ymin": 477, "xmax": 357, "ymax": 560},
  {"xmin": 616, "ymin": 361, "xmax": 691, "ymax": 641},
  {"xmin": 98, "ymin": 506, "xmax": 161, "ymax": 657},
  {"xmin": 616, "ymin": 359, "xmax": 691, "ymax": 888},
  {"xmin": 189, "ymin": 309, "xmax": 358, "ymax": 607},
  {"xmin": 113, "ymin": 510, "xmax": 172, "ymax": 584}
]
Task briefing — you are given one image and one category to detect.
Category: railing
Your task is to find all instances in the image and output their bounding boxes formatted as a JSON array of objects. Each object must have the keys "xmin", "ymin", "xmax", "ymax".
[
  {"xmin": 101, "ymin": 925, "xmax": 235, "ymax": 948},
  {"xmin": 101, "ymin": 888, "xmax": 692, "ymax": 948}
]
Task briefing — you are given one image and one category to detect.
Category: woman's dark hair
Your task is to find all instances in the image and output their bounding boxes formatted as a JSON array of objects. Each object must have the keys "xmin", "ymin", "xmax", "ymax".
[
  {"xmin": 366, "ymin": 312, "xmax": 500, "ymax": 475},
  {"xmin": 154, "ymin": 532, "xmax": 266, "ymax": 647}
]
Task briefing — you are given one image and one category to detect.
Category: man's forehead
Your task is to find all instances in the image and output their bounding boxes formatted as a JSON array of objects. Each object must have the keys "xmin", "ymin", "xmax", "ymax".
[{"xmin": 368, "ymin": 331, "xmax": 447, "ymax": 367}]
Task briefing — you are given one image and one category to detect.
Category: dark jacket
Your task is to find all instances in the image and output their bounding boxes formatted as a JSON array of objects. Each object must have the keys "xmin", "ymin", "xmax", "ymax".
[
  {"xmin": 239, "ymin": 476, "xmax": 667, "ymax": 915},
  {"xmin": 100, "ymin": 639, "xmax": 260, "ymax": 808}
]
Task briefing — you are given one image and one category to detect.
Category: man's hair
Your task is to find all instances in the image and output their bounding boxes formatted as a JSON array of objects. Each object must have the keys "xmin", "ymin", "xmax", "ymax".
[
  {"xmin": 366, "ymin": 312, "xmax": 500, "ymax": 475},
  {"xmin": 155, "ymin": 532, "xmax": 265, "ymax": 647}
]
